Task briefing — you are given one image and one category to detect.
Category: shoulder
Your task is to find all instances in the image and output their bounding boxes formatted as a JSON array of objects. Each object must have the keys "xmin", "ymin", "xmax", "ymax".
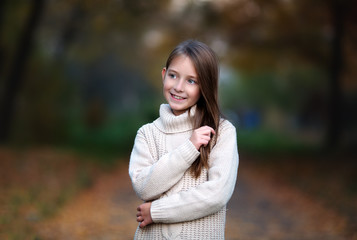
[
  {"xmin": 137, "ymin": 121, "xmax": 156, "ymax": 136},
  {"xmin": 135, "ymin": 105, "xmax": 162, "ymax": 136},
  {"xmin": 219, "ymin": 118, "xmax": 237, "ymax": 133},
  {"xmin": 136, "ymin": 114, "xmax": 166, "ymax": 139},
  {"xmin": 216, "ymin": 118, "xmax": 237, "ymax": 141}
]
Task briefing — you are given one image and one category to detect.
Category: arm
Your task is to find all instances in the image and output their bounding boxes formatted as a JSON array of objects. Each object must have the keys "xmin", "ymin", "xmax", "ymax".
[
  {"xmin": 150, "ymin": 121, "xmax": 239, "ymax": 223},
  {"xmin": 129, "ymin": 127, "xmax": 200, "ymax": 201}
]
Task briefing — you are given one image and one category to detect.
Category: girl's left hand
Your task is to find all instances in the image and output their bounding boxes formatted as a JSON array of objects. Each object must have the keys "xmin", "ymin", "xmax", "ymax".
[
  {"xmin": 190, "ymin": 126, "xmax": 216, "ymax": 150},
  {"xmin": 136, "ymin": 202, "xmax": 153, "ymax": 228}
]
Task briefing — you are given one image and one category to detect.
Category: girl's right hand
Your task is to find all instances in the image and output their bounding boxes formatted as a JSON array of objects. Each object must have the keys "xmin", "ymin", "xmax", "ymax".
[
  {"xmin": 190, "ymin": 126, "xmax": 215, "ymax": 150},
  {"xmin": 136, "ymin": 202, "xmax": 153, "ymax": 228}
]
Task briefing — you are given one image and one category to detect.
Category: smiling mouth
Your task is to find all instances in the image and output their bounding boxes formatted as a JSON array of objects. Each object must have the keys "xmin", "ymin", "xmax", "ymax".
[{"xmin": 171, "ymin": 93, "xmax": 185, "ymax": 100}]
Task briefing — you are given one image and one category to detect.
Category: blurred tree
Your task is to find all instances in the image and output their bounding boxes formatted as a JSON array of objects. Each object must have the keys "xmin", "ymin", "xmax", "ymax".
[
  {"xmin": 0, "ymin": 0, "xmax": 45, "ymax": 143},
  {"xmin": 0, "ymin": 0, "xmax": 355, "ymax": 151},
  {"xmin": 326, "ymin": 0, "xmax": 353, "ymax": 148},
  {"xmin": 0, "ymin": 0, "xmax": 6, "ymax": 77},
  {"xmin": 211, "ymin": 0, "xmax": 356, "ymax": 148}
]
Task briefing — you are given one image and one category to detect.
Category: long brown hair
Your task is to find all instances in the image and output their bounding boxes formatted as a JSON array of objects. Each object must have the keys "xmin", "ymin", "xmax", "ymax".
[{"xmin": 165, "ymin": 40, "xmax": 221, "ymax": 178}]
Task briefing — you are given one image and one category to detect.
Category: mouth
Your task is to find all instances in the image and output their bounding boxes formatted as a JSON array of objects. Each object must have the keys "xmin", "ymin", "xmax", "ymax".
[{"xmin": 170, "ymin": 93, "xmax": 186, "ymax": 101}]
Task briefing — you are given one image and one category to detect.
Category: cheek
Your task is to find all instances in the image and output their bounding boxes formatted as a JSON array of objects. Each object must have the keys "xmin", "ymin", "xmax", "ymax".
[
  {"xmin": 190, "ymin": 87, "xmax": 201, "ymax": 101},
  {"xmin": 163, "ymin": 80, "xmax": 170, "ymax": 92}
]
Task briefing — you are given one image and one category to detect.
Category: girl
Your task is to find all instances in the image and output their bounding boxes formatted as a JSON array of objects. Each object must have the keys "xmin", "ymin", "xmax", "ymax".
[{"xmin": 129, "ymin": 40, "xmax": 239, "ymax": 239}]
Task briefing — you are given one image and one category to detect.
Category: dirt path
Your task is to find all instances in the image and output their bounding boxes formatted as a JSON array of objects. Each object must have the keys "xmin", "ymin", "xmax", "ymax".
[
  {"xmin": 37, "ymin": 163, "xmax": 141, "ymax": 239},
  {"xmin": 226, "ymin": 161, "xmax": 348, "ymax": 240},
  {"xmin": 37, "ymin": 161, "xmax": 351, "ymax": 240}
]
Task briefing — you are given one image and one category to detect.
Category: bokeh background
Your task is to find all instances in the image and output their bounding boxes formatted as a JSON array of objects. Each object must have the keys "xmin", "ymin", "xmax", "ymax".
[{"xmin": 0, "ymin": 0, "xmax": 356, "ymax": 239}]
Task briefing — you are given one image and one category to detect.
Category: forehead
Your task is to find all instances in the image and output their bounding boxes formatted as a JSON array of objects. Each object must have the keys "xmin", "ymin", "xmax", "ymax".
[{"xmin": 168, "ymin": 55, "xmax": 197, "ymax": 75}]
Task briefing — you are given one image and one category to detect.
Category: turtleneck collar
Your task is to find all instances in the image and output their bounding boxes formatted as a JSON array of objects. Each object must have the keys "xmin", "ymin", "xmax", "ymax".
[{"xmin": 153, "ymin": 104, "xmax": 196, "ymax": 133}]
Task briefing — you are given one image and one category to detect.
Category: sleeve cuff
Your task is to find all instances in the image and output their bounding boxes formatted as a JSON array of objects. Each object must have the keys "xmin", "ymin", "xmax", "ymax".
[
  {"xmin": 151, "ymin": 199, "xmax": 168, "ymax": 222},
  {"xmin": 177, "ymin": 140, "xmax": 200, "ymax": 165}
]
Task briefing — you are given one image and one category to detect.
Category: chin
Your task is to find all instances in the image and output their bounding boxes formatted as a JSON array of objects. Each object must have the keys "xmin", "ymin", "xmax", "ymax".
[{"xmin": 168, "ymin": 104, "xmax": 186, "ymax": 115}]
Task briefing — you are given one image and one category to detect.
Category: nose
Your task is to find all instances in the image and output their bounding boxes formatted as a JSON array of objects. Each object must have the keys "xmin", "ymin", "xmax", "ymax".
[{"xmin": 174, "ymin": 78, "xmax": 184, "ymax": 92}]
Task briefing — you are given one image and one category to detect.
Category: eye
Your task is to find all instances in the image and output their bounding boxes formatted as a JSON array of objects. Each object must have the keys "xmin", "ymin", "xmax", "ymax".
[
  {"xmin": 169, "ymin": 73, "xmax": 177, "ymax": 79},
  {"xmin": 187, "ymin": 79, "xmax": 197, "ymax": 85}
]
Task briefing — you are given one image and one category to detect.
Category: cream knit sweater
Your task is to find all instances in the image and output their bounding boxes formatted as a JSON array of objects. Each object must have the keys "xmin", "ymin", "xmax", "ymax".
[{"xmin": 129, "ymin": 104, "xmax": 239, "ymax": 240}]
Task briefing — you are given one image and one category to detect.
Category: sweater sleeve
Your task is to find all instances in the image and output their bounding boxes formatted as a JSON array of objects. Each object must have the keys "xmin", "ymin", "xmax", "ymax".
[
  {"xmin": 129, "ymin": 126, "xmax": 200, "ymax": 201},
  {"xmin": 150, "ymin": 121, "xmax": 239, "ymax": 223}
]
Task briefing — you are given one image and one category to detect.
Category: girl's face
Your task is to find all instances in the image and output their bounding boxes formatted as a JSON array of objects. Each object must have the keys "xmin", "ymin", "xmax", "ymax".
[{"xmin": 162, "ymin": 55, "xmax": 201, "ymax": 116}]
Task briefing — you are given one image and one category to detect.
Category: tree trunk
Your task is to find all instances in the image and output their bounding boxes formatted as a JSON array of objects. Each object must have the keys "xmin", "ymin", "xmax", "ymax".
[
  {"xmin": 0, "ymin": 0, "xmax": 7, "ymax": 77},
  {"xmin": 0, "ymin": 0, "xmax": 45, "ymax": 143},
  {"xmin": 325, "ymin": 0, "xmax": 346, "ymax": 149}
]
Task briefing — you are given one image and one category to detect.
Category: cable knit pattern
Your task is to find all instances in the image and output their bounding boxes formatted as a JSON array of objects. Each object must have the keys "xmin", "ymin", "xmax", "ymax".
[{"xmin": 129, "ymin": 104, "xmax": 239, "ymax": 240}]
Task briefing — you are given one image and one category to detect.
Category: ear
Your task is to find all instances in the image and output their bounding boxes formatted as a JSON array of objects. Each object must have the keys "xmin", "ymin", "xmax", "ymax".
[{"xmin": 161, "ymin": 68, "xmax": 166, "ymax": 83}]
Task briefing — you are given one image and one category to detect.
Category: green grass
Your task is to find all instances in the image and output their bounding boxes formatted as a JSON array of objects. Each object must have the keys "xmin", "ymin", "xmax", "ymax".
[{"xmin": 237, "ymin": 128, "xmax": 321, "ymax": 155}]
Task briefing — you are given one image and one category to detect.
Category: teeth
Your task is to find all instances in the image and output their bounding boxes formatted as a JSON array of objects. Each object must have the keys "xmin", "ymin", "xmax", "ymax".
[{"xmin": 172, "ymin": 94, "xmax": 184, "ymax": 100}]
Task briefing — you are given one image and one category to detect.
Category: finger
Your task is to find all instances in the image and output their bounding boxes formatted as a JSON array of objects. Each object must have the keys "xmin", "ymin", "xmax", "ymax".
[
  {"xmin": 137, "ymin": 206, "xmax": 141, "ymax": 211},
  {"xmin": 205, "ymin": 127, "xmax": 215, "ymax": 136},
  {"xmin": 202, "ymin": 125, "xmax": 214, "ymax": 131},
  {"xmin": 198, "ymin": 140, "xmax": 209, "ymax": 148},
  {"xmin": 199, "ymin": 126, "xmax": 215, "ymax": 135},
  {"xmin": 196, "ymin": 138, "xmax": 209, "ymax": 147},
  {"xmin": 137, "ymin": 216, "xmax": 143, "ymax": 222},
  {"xmin": 204, "ymin": 131, "xmax": 213, "ymax": 137},
  {"xmin": 196, "ymin": 129, "xmax": 211, "ymax": 137},
  {"xmin": 136, "ymin": 212, "xmax": 141, "ymax": 217},
  {"xmin": 139, "ymin": 221, "xmax": 147, "ymax": 228},
  {"xmin": 200, "ymin": 136, "xmax": 211, "ymax": 142},
  {"xmin": 197, "ymin": 126, "xmax": 212, "ymax": 132}
]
